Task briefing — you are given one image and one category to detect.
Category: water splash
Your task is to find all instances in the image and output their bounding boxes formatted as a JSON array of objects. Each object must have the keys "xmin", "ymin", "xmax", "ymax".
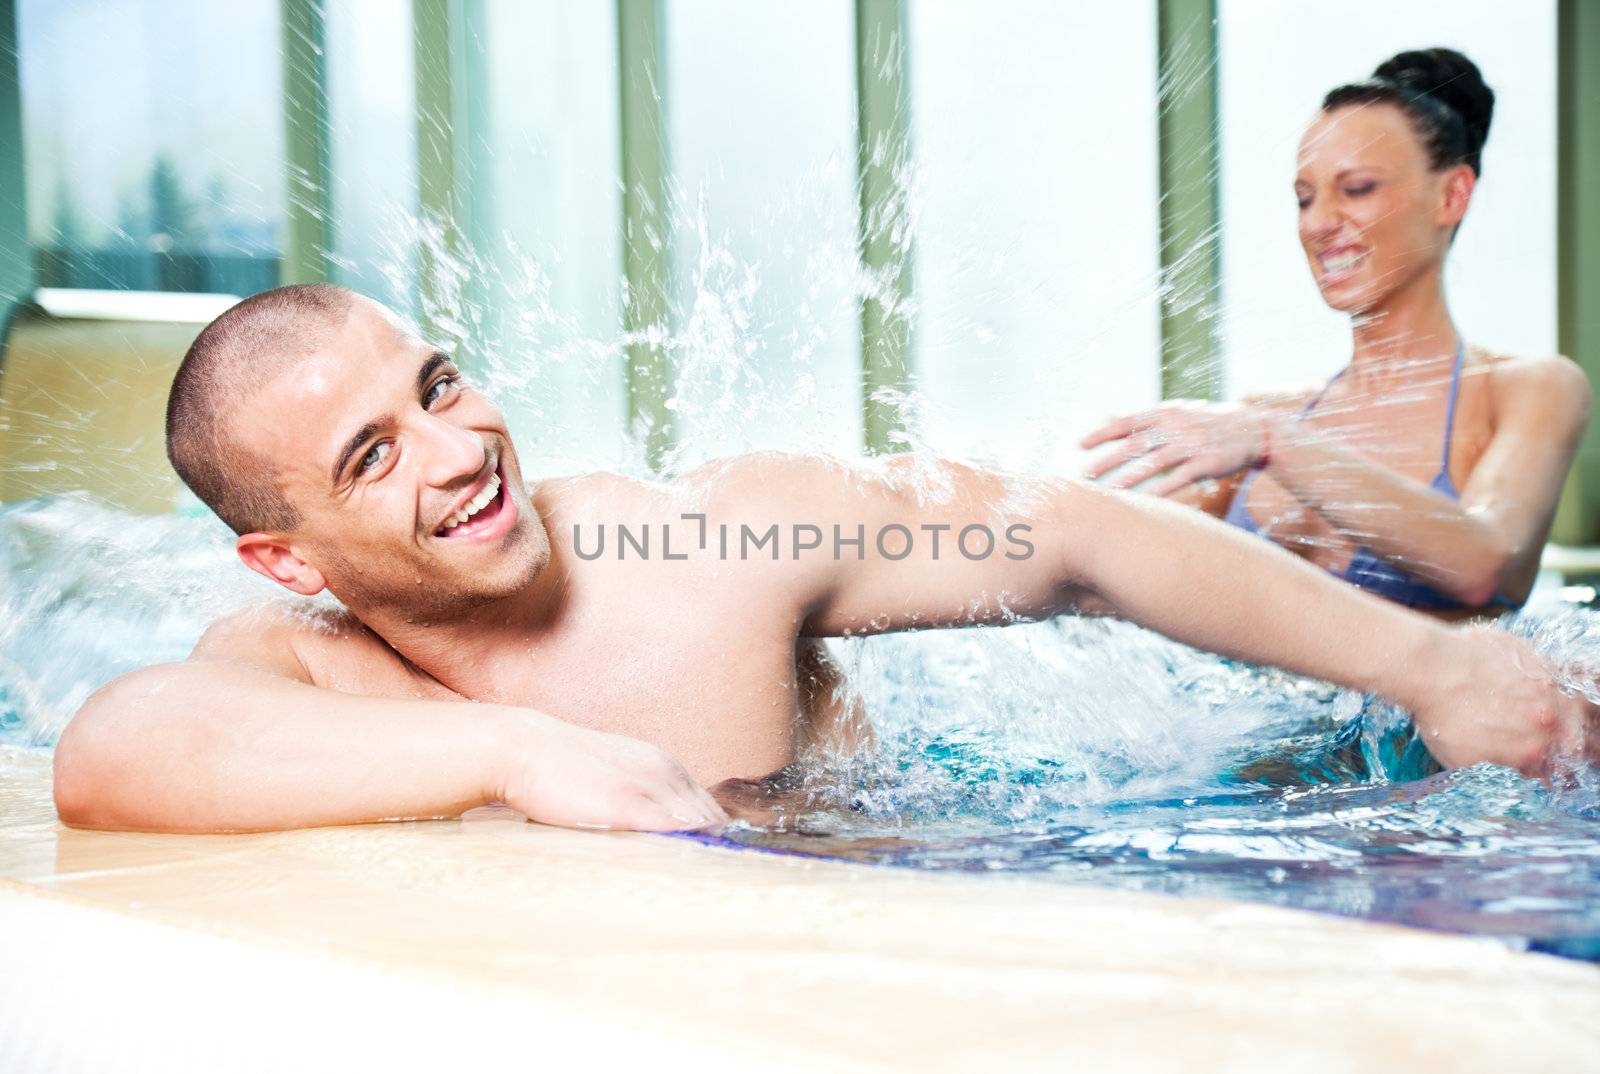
[
  {"xmin": 0, "ymin": 496, "xmax": 279, "ymax": 745},
  {"xmin": 702, "ymin": 610, "xmax": 1600, "ymax": 960}
]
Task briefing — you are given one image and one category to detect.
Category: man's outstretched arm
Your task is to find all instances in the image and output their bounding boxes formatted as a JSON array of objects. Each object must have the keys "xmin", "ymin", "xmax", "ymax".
[
  {"xmin": 54, "ymin": 616, "xmax": 724, "ymax": 834},
  {"xmin": 702, "ymin": 453, "xmax": 1591, "ymax": 776}
]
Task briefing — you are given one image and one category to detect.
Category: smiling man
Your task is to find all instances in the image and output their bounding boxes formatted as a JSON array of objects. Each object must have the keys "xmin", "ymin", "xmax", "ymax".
[{"xmin": 52, "ymin": 285, "xmax": 1594, "ymax": 834}]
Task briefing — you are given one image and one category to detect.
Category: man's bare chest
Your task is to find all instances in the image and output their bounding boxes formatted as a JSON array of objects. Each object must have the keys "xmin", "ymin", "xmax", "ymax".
[{"xmin": 310, "ymin": 604, "xmax": 807, "ymax": 781}]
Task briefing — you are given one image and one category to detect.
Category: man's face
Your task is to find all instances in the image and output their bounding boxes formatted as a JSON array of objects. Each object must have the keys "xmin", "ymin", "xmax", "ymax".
[{"xmin": 235, "ymin": 298, "xmax": 548, "ymax": 618}]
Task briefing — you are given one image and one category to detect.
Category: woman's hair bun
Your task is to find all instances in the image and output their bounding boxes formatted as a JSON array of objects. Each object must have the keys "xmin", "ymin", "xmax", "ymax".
[
  {"xmin": 1322, "ymin": 47, "xmax": 1495, "ymax": 175},
  {"xmin": 1372, "ymin": 48, "xmax": 1494, "ymax": 164}
]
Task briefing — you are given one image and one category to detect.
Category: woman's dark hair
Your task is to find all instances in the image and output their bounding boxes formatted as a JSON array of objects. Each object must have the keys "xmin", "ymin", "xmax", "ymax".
[{"xmin": 1322, "ymin": 48, "xmax": 1495, "ymax": 177}]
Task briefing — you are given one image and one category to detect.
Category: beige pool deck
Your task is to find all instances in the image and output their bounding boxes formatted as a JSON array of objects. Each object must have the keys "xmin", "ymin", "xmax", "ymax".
[{"xmin": 1, "ymin": 747, "xmax": 1596, "ymax": 1072}]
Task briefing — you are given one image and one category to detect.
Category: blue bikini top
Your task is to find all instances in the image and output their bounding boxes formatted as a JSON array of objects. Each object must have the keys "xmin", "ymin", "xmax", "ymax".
[{"xmin": 1222, "ymin": 345, "xmax": 1520, "ymax": 613}]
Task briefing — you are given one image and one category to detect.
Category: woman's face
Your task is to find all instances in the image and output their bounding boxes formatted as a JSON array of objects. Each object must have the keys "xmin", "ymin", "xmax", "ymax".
[{"xmin": 1295, "ymin": 102, "xmax": 1472, "ymax": 315}]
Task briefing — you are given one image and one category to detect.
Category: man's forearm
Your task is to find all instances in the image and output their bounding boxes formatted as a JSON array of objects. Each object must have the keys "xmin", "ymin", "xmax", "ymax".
[
  {"xmin": 54, "ymin": 661, "xmax": 512, "ymax": 833},
  {"xmin": 1062, "ymin": 482, "xmax": 1453, "ymax": 710}
]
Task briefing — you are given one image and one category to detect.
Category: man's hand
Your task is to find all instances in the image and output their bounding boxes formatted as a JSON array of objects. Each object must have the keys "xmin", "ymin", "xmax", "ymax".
[
  {"xmin": 1411, "ymin": 626, "xmax": 1593, "ymax": 779},
  {"xmin": 494, "ymin": 713, "xmax": 728, "ymax": 832},
  {"xmin": 1080, "ymin": 401, "xmax": 1273, "ymax": 496}
]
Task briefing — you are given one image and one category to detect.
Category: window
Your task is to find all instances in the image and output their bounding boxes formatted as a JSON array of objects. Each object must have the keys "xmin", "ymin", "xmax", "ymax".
[
  {"xmin": 325, "ymin": 0, "xmax": 416, "ymax": 314},
  {"xmin": 18, "ymin": 0, "xmax": 285, "ymax": 295},
  {"xmin": 473, "ymin": 0, "xmax": 629, "ymax": 470},
  {"xmin": 663, "ymin": 0, "xmax": 862, "ymax": 459},
  {"xmin": 909, "ymin": 2, "xmax": 1163, "ymax": 468}
]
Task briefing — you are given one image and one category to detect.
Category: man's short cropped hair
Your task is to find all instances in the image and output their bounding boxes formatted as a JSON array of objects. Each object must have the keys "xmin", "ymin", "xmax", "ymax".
[{"xmin": 166, "ymin": 283, "xmax": 355, "ymax": 534}]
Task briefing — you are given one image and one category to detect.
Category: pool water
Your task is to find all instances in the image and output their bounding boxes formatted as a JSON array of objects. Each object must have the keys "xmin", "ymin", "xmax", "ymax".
[
  {"xmin": 698, "ymin": 619, "xmax": 1600, "ymax": 961},
  {"xmin": 4, "ymin": 495, "xmax": 1598, "ymax": 959},
  {"xmin": 700, "ymin": 734, "xmax": 1600, "ymax": 960}
]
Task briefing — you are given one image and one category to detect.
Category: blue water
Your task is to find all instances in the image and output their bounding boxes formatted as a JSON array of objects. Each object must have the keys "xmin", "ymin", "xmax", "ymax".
[
  {"xmin": 697, "ymin": 739, "xmax": 1600, "ymax": 960},
  {"xmin": 3, "ymin": 496, "xmax": 1598, "ymax": 959},
  {"xmin": 695, "ymin": 621, "xmax": 1600, "ymax": 961}
]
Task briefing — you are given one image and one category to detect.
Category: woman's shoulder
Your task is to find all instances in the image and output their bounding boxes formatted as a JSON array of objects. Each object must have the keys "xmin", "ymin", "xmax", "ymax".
[{"xmin": 1471, "ymin": 347, "xmax": 1590, "ymax": 425}]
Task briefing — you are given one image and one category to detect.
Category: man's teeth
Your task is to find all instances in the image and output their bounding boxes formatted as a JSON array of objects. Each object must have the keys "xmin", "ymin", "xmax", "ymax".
[
  {"xmin": 1322, "ymin": 251, "xmax": 1365, "ymax": 273},
  {"xmin": 441, "ymin": 473, "xmax": 501, "ymax": 531}
]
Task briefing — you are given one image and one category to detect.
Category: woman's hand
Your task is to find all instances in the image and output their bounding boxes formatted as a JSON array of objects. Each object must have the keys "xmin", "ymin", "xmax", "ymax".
[
  {"xmin": 1080, "ymin": 402, "xmax": 1274, "ymax": 496},
  {"xmin": 493, "ymin": 710, "xmax": 728, "ymax": 832}
]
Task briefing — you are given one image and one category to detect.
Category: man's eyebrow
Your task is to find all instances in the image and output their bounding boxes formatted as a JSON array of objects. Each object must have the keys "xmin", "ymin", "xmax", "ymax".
[
  {"xmin": 417, "ymin": 350, "xmax": 449, "ymax": 392},
  {"xmin": 329, "ymin": 352, "xmax": 452, "ymax": 486},
  {"xmin": 331, "ymin": 417, "xmax": 390, "ymax": 486}
]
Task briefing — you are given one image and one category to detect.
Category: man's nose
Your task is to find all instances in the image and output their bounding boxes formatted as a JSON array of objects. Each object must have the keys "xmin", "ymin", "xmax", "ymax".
[{"xmin": 413, "ymin": 411, "xmax": 487, "ymax": 487}]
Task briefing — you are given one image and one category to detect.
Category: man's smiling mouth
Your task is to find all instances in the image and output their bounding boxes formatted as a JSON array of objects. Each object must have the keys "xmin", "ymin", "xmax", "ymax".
[{"xmin": 435, "ymin": 463, "xmax": 511, "ymax": 539}]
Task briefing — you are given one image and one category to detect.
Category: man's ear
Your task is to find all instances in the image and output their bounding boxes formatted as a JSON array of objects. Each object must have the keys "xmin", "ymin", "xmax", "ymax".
[{"xmin": 236, "ymin": 533, "xmax": 327, "ymax": 596}]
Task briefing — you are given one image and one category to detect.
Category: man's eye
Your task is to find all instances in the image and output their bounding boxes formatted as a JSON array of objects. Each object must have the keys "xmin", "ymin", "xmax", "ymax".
[
  {"xmin": 358, "ymin": 441, "xmax": 392, "ymax": 474},
  {"xmin": 424, "ymin": 374, "xmax": 461, "ymax": 407}
]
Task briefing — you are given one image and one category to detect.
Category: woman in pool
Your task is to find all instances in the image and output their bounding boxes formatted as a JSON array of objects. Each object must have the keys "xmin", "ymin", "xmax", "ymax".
[{"xmin": 1082, "ymin": 48, "xmax": 1589, "ymax": 618}]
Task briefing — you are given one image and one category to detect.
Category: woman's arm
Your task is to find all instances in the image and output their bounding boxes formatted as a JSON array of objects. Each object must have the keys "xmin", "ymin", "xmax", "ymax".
[
  {"xmin": 1260, "ymin": 357, "xmax": 1588, "ymax": 605},
  {"xmin": 1082, "ymin": 358, "xmax": 1589, "ymax": 607}
]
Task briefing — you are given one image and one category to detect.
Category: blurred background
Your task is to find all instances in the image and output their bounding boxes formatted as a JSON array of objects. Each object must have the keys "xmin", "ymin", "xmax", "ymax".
[{"xmin": 1, "ymin": 0, "xmax": 1597, "ymax": 539}]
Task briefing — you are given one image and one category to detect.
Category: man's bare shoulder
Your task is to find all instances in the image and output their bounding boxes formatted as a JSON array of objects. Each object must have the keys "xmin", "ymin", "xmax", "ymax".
[
  {"xmin": 535, "ymin": 469, "xmax": 661, "ymax": 518},
  {"xmin": 684, "ymin": 450, "xmax": 855, "ymax": 483},
  {"xmin": 536, "ymin": 455, "xmax": 864, "ymax": 616},
  {"xmin": 683, "ymin": 451, "xmax": 873, "ymax": 514},
  {"xmin": 536, "ymin": 454, "xmax": 860, "ymax": 523},
  {"xmin": 189, "ymin": 600, "xmax": 421, "ymax": 694}
]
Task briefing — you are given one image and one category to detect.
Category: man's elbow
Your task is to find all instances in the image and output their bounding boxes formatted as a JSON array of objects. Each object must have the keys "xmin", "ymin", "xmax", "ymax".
[
  {"xmin": 53, "ymin": 715, "xmax": 110, "ymax": 829},
  {"xmin": 52, "ymin": 666, "xmax": 173, "ymax": 830}
]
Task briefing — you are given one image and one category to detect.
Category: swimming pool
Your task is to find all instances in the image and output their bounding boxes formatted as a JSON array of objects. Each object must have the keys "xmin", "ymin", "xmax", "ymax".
[
  {"xmin": 4, "ymin": 493, "xmax": 1598, "ymax": 961},
  {"xmin": 685, "ymin": 606, "xmax": 1600, "ymax": 961}
]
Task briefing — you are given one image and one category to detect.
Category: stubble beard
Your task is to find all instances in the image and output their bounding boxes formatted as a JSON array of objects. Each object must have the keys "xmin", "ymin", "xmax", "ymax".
[{"xmin": 324, "ymin": 518, "xmax": 550, "ymax": 626}]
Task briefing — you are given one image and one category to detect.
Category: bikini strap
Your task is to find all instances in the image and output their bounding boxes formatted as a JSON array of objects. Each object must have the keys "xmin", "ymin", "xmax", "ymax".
[
  {"xmin": 1231, "ymin": 369, "xmax": 1344, "ymax": 503},
  {"xmin": 1234, "ymin": 369, "xmax": 1346, "ymax": 493},
  {"xmin": 1438, "ymin": 342, "xmax": 1466, "ymax": 470},
  {"xmin": 1296, "ymin": 367, "xmax": 1347, "ymax": 420}
]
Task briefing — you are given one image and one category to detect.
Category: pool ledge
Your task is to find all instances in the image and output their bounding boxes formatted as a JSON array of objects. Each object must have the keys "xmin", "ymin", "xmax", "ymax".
[{"xmin": 2, "ymin": 748, "xmax": 1597, "ymax": 1071}]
